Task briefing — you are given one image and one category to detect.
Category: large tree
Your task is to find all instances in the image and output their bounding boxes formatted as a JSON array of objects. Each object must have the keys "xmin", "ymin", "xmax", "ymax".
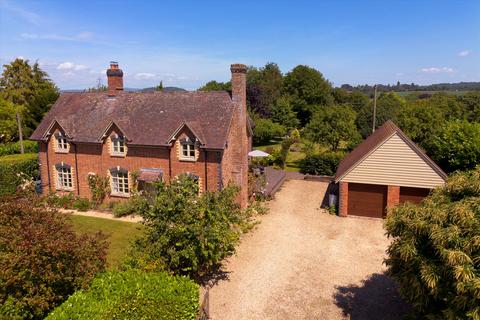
[
  {"xmin": 197, "ymin": 80, "xmax": 231, "ymax": 92},
  {"xmin": 0, "ymin": 58, "xmax": 59, "ymax": 136},
  {"xmin": 283, "ymin": 65, "xmax": 334, "ymax": 126},
  {"xmin": 271, "ymin": 96, "xmax": 300, "ymax": 130},
  {"xmin": 305, "ymin": 104, "xmax": 360, "ymax": 151},
  {"xmin": 385, "ymin": 168, "xmax": 480, "ymax": 319},
  {"xmin": 0, "ymin": 98, "xmax": 25, "ymax": 142},
  {"xmin": 356, "ymin": 92, "xmax": 406, "ymax": 138},
  {"xmin": 246, "ymin": 63, "xmax": 283, "ymax": 117}
]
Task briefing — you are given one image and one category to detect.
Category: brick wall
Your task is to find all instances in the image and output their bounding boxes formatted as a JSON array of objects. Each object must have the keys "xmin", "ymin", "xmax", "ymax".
[
  {"xmin": 338, "ymin": 181, "xmax": 349, "ymax": 217},
  {"xmin": 386, "ymin": 185, "xmax": 400, "ymax": 211}
]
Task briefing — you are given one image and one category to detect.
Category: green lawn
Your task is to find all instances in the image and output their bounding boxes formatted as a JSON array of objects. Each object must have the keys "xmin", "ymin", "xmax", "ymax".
[{"xmin": 68, "ymin": 215, "xmax": 145, "ymax": 268}]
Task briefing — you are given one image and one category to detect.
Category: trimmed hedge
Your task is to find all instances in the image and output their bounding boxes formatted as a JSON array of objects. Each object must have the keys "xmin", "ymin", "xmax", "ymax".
[
  {"xmin": 299, "ymin": 152, "xmax": 345, "ymax": 176},
  {"xmin": 0, "ymin": 153, "xmax": 39, "ymax": 195},
  {"xmin": 0, "ymin": 141, "xmax": 38, "ymax": 156},
  {"xmin": 46, "ymin": 270, "xmax": 199, "ymax": 320}
]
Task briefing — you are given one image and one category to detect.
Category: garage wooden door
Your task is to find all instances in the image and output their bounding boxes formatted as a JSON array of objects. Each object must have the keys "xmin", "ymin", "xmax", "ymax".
[
  {"xmin": 348, "ymin": 183, "xmax": 387, "ymax": 218},
  {"xmin": 400, "ymin": 187, "xmax": 431, "ymax": 204}
]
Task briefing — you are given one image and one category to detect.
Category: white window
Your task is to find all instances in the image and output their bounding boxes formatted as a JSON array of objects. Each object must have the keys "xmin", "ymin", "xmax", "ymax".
[
  {"xmin": 56, "ymin": 164, "xmax": 73, "ymax": 190},
  {"xmin": 111, "ymin": 136, "xmax": 126, "ymax": 156},
  {"xmin": 181, "ymin": 140, "xmax": 196, "ymax": 160},
  {"xmin": 110, "ymin": 169, "xmax": 129, "ymax": 196},
  {"xmin": 56, "ymin": 135, "xmax": 68, "ymax": 152}
]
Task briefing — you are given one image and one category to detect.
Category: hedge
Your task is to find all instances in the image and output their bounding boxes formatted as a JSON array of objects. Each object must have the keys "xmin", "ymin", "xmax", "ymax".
[
  {"xmin": 0, "ymin": 141, "xmax": 38, "ymax": 156},
  {"xmin": 46, "ymin": 270, "xmax": 199, "ymax": 320},
  {"xmin": 0, "ymin": 153, "xmax": 39, "ymax": 195},
  {"xmin": 299, "ymin": 152, "xmax": 345, "ymax": 176}
]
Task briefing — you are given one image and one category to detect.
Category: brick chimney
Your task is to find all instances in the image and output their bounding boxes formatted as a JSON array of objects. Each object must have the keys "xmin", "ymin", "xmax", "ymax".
[
  {"xmin": 230, "ymin": 63, "xmax": 248, "ymax": 208},
  {"xmin": 106, "ymin": 61, "xmax": 123, "ymax": 96}
]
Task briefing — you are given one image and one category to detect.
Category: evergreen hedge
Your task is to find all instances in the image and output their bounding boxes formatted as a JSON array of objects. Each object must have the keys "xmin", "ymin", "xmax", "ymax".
[
  {"xmin": 299, "ymin": 152, "xmax": 345, "ymax": 176},
  {"xmin": 46, "ymin": 270, "xmax": 199, "ymax": 320},
  {"xmin": 0, "ymin": 141, "xmax": 38, "ymax": 156},
  {"xmin": 0, "ymin": 153, "xmax": 39, "ymax": 195}
]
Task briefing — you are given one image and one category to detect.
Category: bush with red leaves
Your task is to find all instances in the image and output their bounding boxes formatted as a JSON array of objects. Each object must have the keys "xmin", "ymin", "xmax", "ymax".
[{"xmin": 0, "ymin": 195, "xmax": 108, "ymax": 320}]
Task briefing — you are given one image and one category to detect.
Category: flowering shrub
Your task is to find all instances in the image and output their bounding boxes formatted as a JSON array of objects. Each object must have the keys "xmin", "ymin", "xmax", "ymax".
[{"xmin": 0, "ymin": 195, "xmax": 108, "ymax": 319}]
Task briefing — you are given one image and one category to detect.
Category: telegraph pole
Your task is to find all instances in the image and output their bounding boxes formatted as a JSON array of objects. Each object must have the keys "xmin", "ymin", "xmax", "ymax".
[
  {"xmin": 372, "ymin": 85, "xmax": 378, "ymax": 133},
  {"xmin": 16, "ymin": 111, "xmax": 24, "ymax": 154}
]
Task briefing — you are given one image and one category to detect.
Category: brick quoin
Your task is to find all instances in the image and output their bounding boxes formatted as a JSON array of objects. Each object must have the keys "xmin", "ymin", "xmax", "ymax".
[
  {"xmin": 37, "ymin": 63, "xmax": 250, "ymax": 208},
  {"xmin": 338, "ymin": 181, "xmax": 349, "ymax": 217}
]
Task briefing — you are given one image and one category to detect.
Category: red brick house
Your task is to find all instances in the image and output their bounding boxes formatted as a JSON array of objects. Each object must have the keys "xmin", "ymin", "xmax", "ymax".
[
  {"xmin": 335, "ymin": 120, "xmax": 447, "ymax": 218},
  {"xmin": 30, "ymin": 62, "xmax": 252, "ymax": 207}
]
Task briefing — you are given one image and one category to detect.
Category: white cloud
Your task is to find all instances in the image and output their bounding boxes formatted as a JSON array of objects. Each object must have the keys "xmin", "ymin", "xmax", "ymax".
[
  {"xmin": 57, "ymin": 62, "xmax": 88, "ymax": 71},
  {"xmin": 458, "ymin": 50, "xmax": 471, "ymax": 57},
  {"xmin": 420, "ymin": 67, "xmax": 454, "ymax": 73},
  {"xmin": 134, "ymin": 72, "xmax": 156, "ymax": 80},
  {"xmin": 20, "ymin": 32, "xmax": 94, "ymax": 42}
]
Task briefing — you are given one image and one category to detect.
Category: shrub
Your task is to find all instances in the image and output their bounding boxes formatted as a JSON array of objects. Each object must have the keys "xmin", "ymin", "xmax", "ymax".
[
  {"xmin": 299, "ymin": 152, "xmax": 345, "ymax": 175},
  {"xmin": 0, "ymin": 141, "xmax": 38, "ymax": 156},
  {"xmin": 253, "ymin": 118, "xmax": 286, "ymax": 144},
  {"xmin": 46, "ymin": 270, "xmax": 199, "ymax": 320},
  {"xmin": 0, "ymin": 153, "xmax": 39, "ymax": 195},
  {"xmin": 73, "ymin": 197, "xmax": 90, "ymax": 212},
  {"xmin": 384, "ymin": 168, "xmax": 480, "ymax": 319},
  {"xmin": 126, "ymin": 174, "xmax": 251, "ymax": 278},
  {"xmin": 0, "ymin": 195, "xmax": 108, "ymax": 319},
  {"xmin": 111, "ymin": 196, "xmax": 147, "ymax": 217}
]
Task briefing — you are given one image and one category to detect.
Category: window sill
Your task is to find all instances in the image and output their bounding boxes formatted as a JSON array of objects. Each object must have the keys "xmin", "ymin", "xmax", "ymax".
[
  {"xmin": 110, "ymin": 153, "xmax": 126, "ymax": 158},
  {"xmin": 56, "ymin": 188, "xmax": 74, "ymax": 192},
  {"xmin": 179, "ymin": 157, "xmax": 196, "ymax": 162},
  {"xmin": 55, "ymin": 150, "xmax": 69, "ymax": 154},
  {"xmin": 110, "ymin": 192, "xmax": 130, "ymax": 198}
]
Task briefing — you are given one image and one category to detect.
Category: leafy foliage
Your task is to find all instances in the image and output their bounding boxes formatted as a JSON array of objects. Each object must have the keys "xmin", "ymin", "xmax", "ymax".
[
  {"xmin": 299, "ymin": 152, "xmax": 345, "ymax": 176},
  {"xmin": 0, "ymin": 98, "xmax": 27, "ymax": 143},
  {"xmin": 305, "ymin": 104, "xmax": 361, "ymax": 151},
  {"xmin": 271, "ymin": 96, "xmax": 300, "ymax": 130},
  {"xmin": 0, "ymin": 153, "xmax": 38, "ymax": 195},
  {"xmin": 0, "ymin": 58, "xmax": 59, "ymax": 137},
  {"xmin": 0, "ymin": 196, "xmax": 107, "ymax": 319},
  {"xmin": 111, "ymin": 196, "xmax": 148, "ymax": 217},
  {"xmin": 197, "ymin": 80, "xmax": 231, "ymax": 92},
  {"xmin": 0, "ymin": 140, "xmax": 38, "ymax": 156},
  {"xmin": 87, "ymin": 174, "xmax": 110, "ymax": 207},
  {"xmin": 246, "ymin": 63, "xmax": 283, "ymax": 117},
  {"xmin": 385, "ymin": 168, "xmax": 480, "ymax": 319},
  {"xmin": 252, "ymin": 117, "xmax": 286, "ymax": 144},
  {"xmin": 46, "ymin": 270, "xmax": 199, "ymax": 320},
  {"xmin": 126, "ymin": 174, "xmax": 252, "ymax": 278},
  {"xmin": 424, "ymin": 121, "xmax": 480, "ymax": 173}
]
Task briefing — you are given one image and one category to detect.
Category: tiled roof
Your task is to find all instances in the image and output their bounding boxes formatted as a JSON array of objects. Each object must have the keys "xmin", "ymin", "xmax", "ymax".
[
  {"xmin": 335, "ymin": 120, "xmax": 447, "ymax": 182},
  {"xmin": 30, "ymin": 91, "xmax": 235, "ymax": 149}
]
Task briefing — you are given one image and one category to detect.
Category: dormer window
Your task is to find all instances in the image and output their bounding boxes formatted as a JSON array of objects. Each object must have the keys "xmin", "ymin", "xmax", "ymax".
[
  {"xmin": 111, "ymin": 135, "xmax": 126, "ymax": 156},
  {"xmin": 180, "ymin": 138, "xmax": 196, "ymax": 161},
  {"xmin": 56, "ymin": 134, "xmax": 68, "ymax": 153}
]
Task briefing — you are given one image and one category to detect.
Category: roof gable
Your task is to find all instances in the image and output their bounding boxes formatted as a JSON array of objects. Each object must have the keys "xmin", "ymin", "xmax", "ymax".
[
  {"xmin": 30, "ymin": 91, "xmax": 235, "ymax": 149},
  {"xmin": 335, "ymin": 121, "xmax": 447, "ymax": 186}
]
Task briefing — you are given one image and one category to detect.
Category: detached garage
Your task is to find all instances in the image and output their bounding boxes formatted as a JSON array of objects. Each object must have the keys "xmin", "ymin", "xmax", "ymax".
[{"xmin": 335, "ymin": 120, "xmax": 447, "ymax": 218}]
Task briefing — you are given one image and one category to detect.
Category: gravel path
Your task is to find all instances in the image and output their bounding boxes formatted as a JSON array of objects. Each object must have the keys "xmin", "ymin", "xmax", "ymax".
[{"xmin": 208, "ymin": 179, "xmax": 409, "ymax": 320}]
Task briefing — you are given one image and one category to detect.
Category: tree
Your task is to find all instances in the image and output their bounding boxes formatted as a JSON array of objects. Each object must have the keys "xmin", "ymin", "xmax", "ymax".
[
  {"xmin": 356, "ymin": 92, "xmax": 405, "ymax": 138},
  {"xmin": 245, "ymin": 63, "xmax": 283, "ymax": 117},
  {"xmin": 155, "ymin": 80, "xmax": 164, "ymax": 91},
  {"xmin": 0, "ymin": 98, "xmax": 25, "ymax": 142},
  {"xmin": 0, "ymin": 195, "xmax": 107, "ymax": 319},
  {"xmin": 458, "ymin": 92, "xmax": 480, "ymax": 122},
  {"xmin": 385, "ymin": 168, "xmax": 480, "ymax": 319},
  {"xmin": 0, "ymin": 59, "xmax": 59, "ymax": 135},
  {"xmin": 396, "ymin": 99, "xmax": 445, "ymax": 148},
  {"xmin": 305, "ymin": 105, "xmax": 360, "ymax": 151},
  {"xmin": 252, "ymin": 117, "xmax": 286, "ymax": 144},
  {"xmin": 283, "ymin": 65, "xmax": 334, "ymax": 125},
  {"xmin": 423, "ymin": 121, "xmax": 480, "ymax": 173},
  {"xmin": 197, "ymin": 80, "xmax": 231, "ymax": 92},
  {"xmin": 127, "ymin": 175, "xmax": 248, "ymax": 278},
  {"xmin": 271, "ymin": 96, "xmax": 300, "ymax": 130}
]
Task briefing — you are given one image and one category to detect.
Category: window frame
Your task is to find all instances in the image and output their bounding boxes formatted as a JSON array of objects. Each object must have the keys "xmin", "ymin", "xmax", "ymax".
[
  {"xmin": 56, "ymin": 164, "xmax": 73, "ymax": 191},
  {"xmin": 55, "ymin": 134, "xmax": 69, "ymax": 153},
  {"xmin": 180, "ymin": 139, "xmax": 196, "ymax": 161},
  {"xmin": 111, "ymin": 135, "xmax": 126, "ymax": 157},
  {"xmin": 110, "ymin": 168, "xmax": 130, "ymax": 197}
]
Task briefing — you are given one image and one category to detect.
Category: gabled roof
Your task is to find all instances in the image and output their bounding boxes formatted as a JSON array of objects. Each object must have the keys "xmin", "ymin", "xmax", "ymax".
[
  {"xmin": 30, "ymin": 91, "xmax": 236, "ymax": 149},
  {"xmin": 335, "ymin": 120, "xmax": 447, "ymax": 182}
]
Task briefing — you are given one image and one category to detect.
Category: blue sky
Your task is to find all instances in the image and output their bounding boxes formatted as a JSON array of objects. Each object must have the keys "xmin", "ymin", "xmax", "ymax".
[{"xmin": 1, "ymin": 0, "xmax": 479, "ymax": 90}]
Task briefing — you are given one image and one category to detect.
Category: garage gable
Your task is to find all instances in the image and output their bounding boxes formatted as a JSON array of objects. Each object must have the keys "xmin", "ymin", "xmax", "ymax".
[{"xmin": 342, "ymin": 133, "xmax": 445, "ymax": 188}]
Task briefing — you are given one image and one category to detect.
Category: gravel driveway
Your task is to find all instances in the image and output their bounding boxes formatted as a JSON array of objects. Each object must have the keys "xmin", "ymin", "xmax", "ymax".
[{"xmin": 208, "ymin": 179, "xmax": 409, "ymax": 320}]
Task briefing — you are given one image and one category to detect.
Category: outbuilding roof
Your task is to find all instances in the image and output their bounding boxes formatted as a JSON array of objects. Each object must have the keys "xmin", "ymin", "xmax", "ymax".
[
  {"xmin": 30, "ymin": 91, "xmax": 236, "ymax": 149},
  {"xmin": 335, "ymin": 120, "xmax": 447, "ymax": 182}
]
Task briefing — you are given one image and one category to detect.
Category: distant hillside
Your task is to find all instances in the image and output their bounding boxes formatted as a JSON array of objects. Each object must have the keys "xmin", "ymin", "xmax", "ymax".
[
  {"xmin": 340, "ymin": 81, "xmax": 480, "ymax": 95},
  {"xmin": 61, "ymin": 86, "xmax": 188, "ymax": 93}
]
